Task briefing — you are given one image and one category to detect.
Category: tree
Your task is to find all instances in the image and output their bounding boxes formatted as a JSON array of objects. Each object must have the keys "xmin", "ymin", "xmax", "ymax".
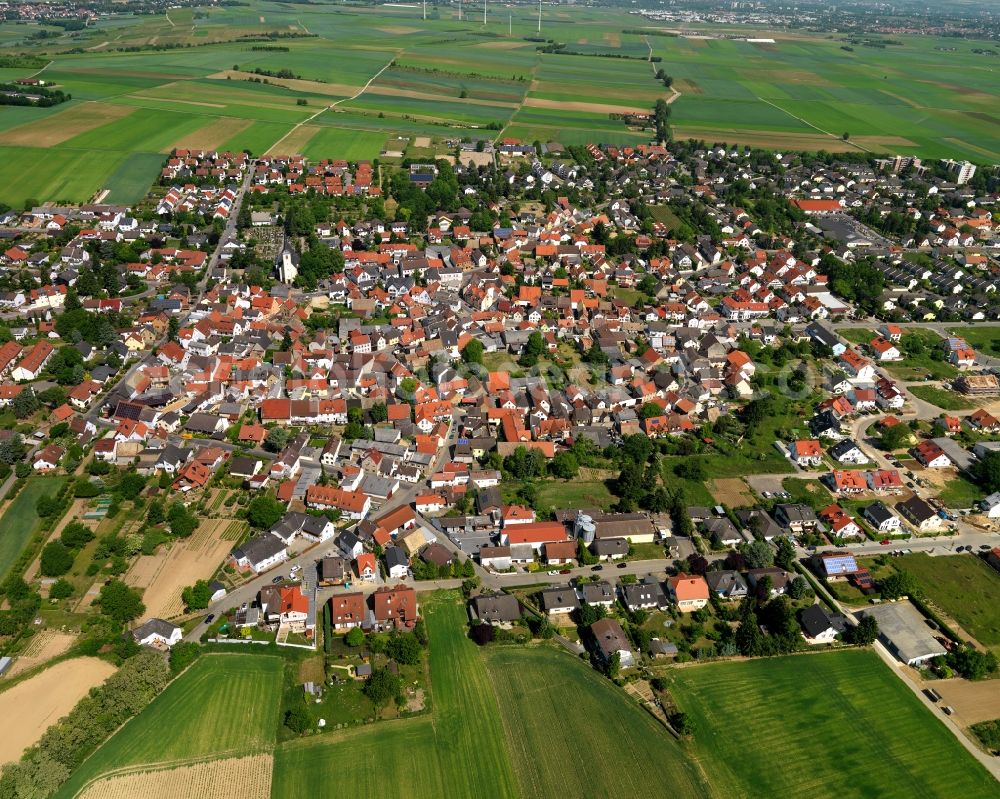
[
  {"xmin": 363, "ymin": 666, "xmax": 402, "ymax": 707},
  {"xmin": 246, "ymin": 496, "xmax": 285, "ymax": 529},
  {"xmin": 168, "ymin": 502, "xmax": 198, "ymax": 538},
  {"xmin": 774, "ymin": 536, "xmax": 796, "ymax": 571},
  {"xmin": 879, "ymin": 569, "xmax": 916, "ymax": 600},
  {"xmin": 40, "ymin": 541, "xmax": 74, "ymax": 577},
  {"xmin": 345, "ymin": 626, "xmax": 365, "ymax": 647},
  {"xmin": 61, "ymin": 521, "xmax": 94, "ymax": 550},
  {"xmin": 12, "ymin": 387, "xmax": 40, "ymax": 419},
  {"xmin": 35, "ymin": 494, "xmax": 62, "ymax": 518},
  {"xmin": 948, "ymin": 646, "xmax": 998, "ymax": 680},
  {"xmin": 0, "ymin": 433, "xmax": 26, "ymax": 465},
  {"xmin": 116, "ymin": 472, "xmax": 146, "ymax": 501},
  {"xmin": 49, "ymin": 578, "xmax": 73, "ymax": 600},
  {"xmin": 973, "ymin": 450, "xmax": 1000, "ymax": 493},
  {"xmin": 385, "ymin": 632, "xmax": 422, "ymax": 665},
  {"xmin": 740, "ymin": 539, "xmax": 774, "ymax": 569},
  {"xmin": 461, "ymin": 338, "xmax": 484, "ymax": 365},
  {"xmin": 787, "ymin": 576, "xmax": 812, "ymax": 600},
  {"xmin": 95, "ymin": 579, "xmax": 145, "ymax": 623},
  {"xmin": 848, "ymin": 614, "xmax": 879, "ymax": 646},
  {"xmin": 639, "ymin": 402, "xmax": 664, "ymax": 419},
  {"xmin": 169, "ymin": 641, "xmax": 201, "ymax": 674},
  {"xmin": 519, "ymin": 331, "xmax": 545, "ymax": 367},
  {"xmin": 549, "ymin": 450, "xmax": 579, "ymax": 479},
  {"xmin": 167, "ymin": 317, "xmax": 179, "ymax": 342},
  {"xmin": 879, "ymin": 423, "xmax": 912, "ymax": 452},
  {"xmin": 264, "ymin": 426, "xmax": 289, "ymax": 452},
  {"xmin": 181, "ymin": 580, "xmax": 213, "ymax": 610},
  {"xmin": 284, "ymin": 704, "xmax": 311, "ymax": 733}
]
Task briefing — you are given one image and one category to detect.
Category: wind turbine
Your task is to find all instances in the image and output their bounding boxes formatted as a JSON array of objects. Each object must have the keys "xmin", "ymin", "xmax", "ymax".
[
  {"xmin": 537, "ymin": 0, "xmax": 541, "ymax": 33},
  {"xmin": 483, "ymin": 0, "xmax": 487, "ymax": 26}
]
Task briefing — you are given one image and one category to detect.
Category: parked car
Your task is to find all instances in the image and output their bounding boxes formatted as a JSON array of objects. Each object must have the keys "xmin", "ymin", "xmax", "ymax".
[
  {"xmin": 590, "ymin": 565, "xmax": 603, "ymax": 572},
  {"xmin": 547, "ymin": 570, "xmax": 559, "ymax": 575},
  {"xmin": 204, "ymin": 614, "xmax": 215, "ymax": 624},
  {"xmin": 617, "ymin": 562, "xmax": 628, "ymax": 569},
  {"xmin": 271, "ymin": 576, "xmax": 283, "ymax": 584},
  {"xmin": 559, "ymin": 568, "xmax": 572, "ymax": 574},
  {"xmin": 880, "ymin": 539, "xmax": 891, "ymax": 545}
]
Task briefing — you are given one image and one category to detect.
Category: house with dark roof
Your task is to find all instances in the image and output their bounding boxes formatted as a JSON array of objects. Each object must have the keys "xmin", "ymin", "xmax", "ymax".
[
  {"xmin": 590, "ymin": 618, "xmax": 634, "ymax": 668},
  {"xmin": 470, "ymin": 593, "xmax": 522, "ymax": 625},
  {"xmin": 800, "ymin": 604, "xmax": 837, "ymax": 644}
]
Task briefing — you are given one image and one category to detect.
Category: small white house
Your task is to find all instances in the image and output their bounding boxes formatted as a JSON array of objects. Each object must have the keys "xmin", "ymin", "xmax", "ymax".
[{"xmin": 132, "ymin": 618, "xmax": 182, "ymax": 649}]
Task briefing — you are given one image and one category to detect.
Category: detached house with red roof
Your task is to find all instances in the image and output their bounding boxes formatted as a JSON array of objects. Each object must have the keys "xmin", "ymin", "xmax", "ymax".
[{"xmin": 788, "ymin": 439, "xmax": 823, "ymax": 467}]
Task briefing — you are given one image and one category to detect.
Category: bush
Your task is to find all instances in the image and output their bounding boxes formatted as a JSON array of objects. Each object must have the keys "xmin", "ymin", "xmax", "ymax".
[
  {"xmin": 345, "ymin": 627, "xmax": 364, "ymax": 647},
  {"xmin": 95, "ymin": 579, "xmax": 145, "ymax": 624},
  {"xmin": 385, "ymin": 632, "xmax": 422, "ymax": 665},
  {"xmin": 169, "ymin": 641, "xmax": 202, "ymax": 674},
  {"xmin": 363, "ymin": 666, "xmax": 403, "ymax": 707},
  {"xmin": 49, "ymin": 578, "xmax": 73, "ymax": 600},
  {"xmin": 61, "ymin": 521, "xmax": 94, "ymax": 550},
  {"xmin": 40, "ymin": 541, "xmax": 74, "ymax": 577},
  {"xmin": 73, "ymin": 477, "xmax": 100, "ymax": 498}
]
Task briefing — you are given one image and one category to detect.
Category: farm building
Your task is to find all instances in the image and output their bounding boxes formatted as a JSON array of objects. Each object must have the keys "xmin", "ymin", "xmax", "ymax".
[{"xmin": 859, "ymin": 603, "xmax": 947, "ymax": 666}]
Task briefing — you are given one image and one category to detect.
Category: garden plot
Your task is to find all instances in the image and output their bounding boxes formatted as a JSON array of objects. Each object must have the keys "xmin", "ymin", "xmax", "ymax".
[{"xmin": 124, "ymin": 519, "xmax": 245, "ymax": 619}]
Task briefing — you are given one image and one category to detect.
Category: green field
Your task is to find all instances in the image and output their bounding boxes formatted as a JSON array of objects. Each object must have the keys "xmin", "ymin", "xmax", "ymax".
[
  {"xmin": 950, "ymin": 326, "xmax": 1000, "ymax": 358},
  {"xmin": 485, "ymin": 646, "xmax": 708, "ymax": 798},
  {"xmin": 54, "ymin": 653, "xmax": 283, "ymax": 799},
  {"xmin": 670, "ymin": 650, "xmax": 999, "ymax": 798},
  {"xmin": 0, "ymin": 475, "xmax": 67, "ymax": 582},
  {"xmin": 271, "ymin": 593, "xmax": 518, "ymax": 799},
  {"xmin": 908, "ymin": 385, "xmax": 977, "ymax": 410},
  {"xmin": 1, "ymin": 3, "xmax": 998, "ymax": 205},
  {"xmin": 895, "ymin": 552, "xmax": 1000, "ymax": 650}
]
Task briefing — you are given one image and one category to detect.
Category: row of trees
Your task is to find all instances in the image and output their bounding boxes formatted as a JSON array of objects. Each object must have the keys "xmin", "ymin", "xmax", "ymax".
[{"xmin": 0, "ymin": 654, "xmax": 171, "ymax": 798}]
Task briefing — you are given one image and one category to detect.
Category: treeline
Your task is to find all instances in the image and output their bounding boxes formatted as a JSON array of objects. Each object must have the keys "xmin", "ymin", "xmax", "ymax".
[
  {"xmin": 0, "ymin": 55, "xmax": 48, "ymax": 69},
  {"xmin": 0, "ymin": 654, "xmax": 171, "ymax": 799},
  {"xmin": 232, "ymin": 65, "xmax": 303, "ymax": 80},
  {"xmin": 246, "ymin": 45, "xmax": 289, "ymax": 51},
  {"xmin": 390, "ymin": 62, "xmax": 528, "ymax": 83},
  {"xmin": 0, "ymin": 83, "xmax": 71, "ymax": 107},
  {"xmin": 622, "ymin": 28, "xmax": 677, "ymax": 37},
  {"xmin": 536, "ymin": 42, "xmax": 648, "ymax": 60}
]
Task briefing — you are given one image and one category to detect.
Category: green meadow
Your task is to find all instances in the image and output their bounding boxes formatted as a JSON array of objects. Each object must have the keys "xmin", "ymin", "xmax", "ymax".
[
  {"xmin": 669, "ymin": 650, "xmax": 999, "ymax": 798},
  {"xmin": 0, "ymin": 1, "xmax": 998, "ymax": 205}
]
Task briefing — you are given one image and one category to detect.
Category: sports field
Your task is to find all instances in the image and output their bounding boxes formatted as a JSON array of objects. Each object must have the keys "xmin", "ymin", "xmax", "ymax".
[
  {"xmin": 54, "ymin": 653, "xmax": 283, "ymax": 799},
  {"xmin": 895, "ymin": 553, "xmax": 1000, "ymax": 650},
  {"xmin": 669, "ymin": 650, "xmax": 999, "ymax": 798},
  {"xmin": 1, "ymin": 3, "xmax": 996, "ymax": 205}
]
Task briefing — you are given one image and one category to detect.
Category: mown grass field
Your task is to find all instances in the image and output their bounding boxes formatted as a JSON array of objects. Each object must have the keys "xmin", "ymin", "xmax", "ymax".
[
  {"xmin": 485, "ymin": 646, "xmax": 708, "ymax": 798},
  {"xmin": 0, "ymin": 475, "xmax": 67, "ymax": 582},
  {"xmin": 54, "ymin": 654, "xmax": 283, "ymax": 799},
  {"xmin": 669, "ymin": 650, "xmax": 999, "ymax": 798},
  {"xmin": 271, "ymin": 592, "xmax": 519, "ymax": 799},
  {"xmin": 895, "ymin": 552, "xmax": 1000, "ymax": 650}
]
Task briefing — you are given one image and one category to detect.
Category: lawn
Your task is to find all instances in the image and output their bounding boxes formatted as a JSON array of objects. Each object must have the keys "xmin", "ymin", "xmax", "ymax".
[
  {"xmin": 485, "ymin": 646, "xmax": 708, "ymax": 798},
  {"xmin": 54, "ymin": 653, "xmax": 283, "ymax": 799},
  {"xmin": 271, "ymin": 592, "xmax": 518, "ymax": 799},
  {"xmin": 0, "ymin": 475, "xmax": 67, "ymax": 582},
  {"xmin": 895, "ymin": 552, "xmax": 1000, "ymax": 649},
  {"xmin": 950, "ymin": 326, "xmax": 1000, "ymax": 358},
  {"xmin": 934, "ymin": 475, "xmax": 983, "ymax": 509},
  {"xmin": 669, "ymin": 650, "xmax": 999, "ymax": 798},
  {"xmin": 535, "ymin": 479, "xmax": 616, "ymax": 512},
  {"xmin": 908, "ymin": 385, "xmax": 976, "ymax": 411}
]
